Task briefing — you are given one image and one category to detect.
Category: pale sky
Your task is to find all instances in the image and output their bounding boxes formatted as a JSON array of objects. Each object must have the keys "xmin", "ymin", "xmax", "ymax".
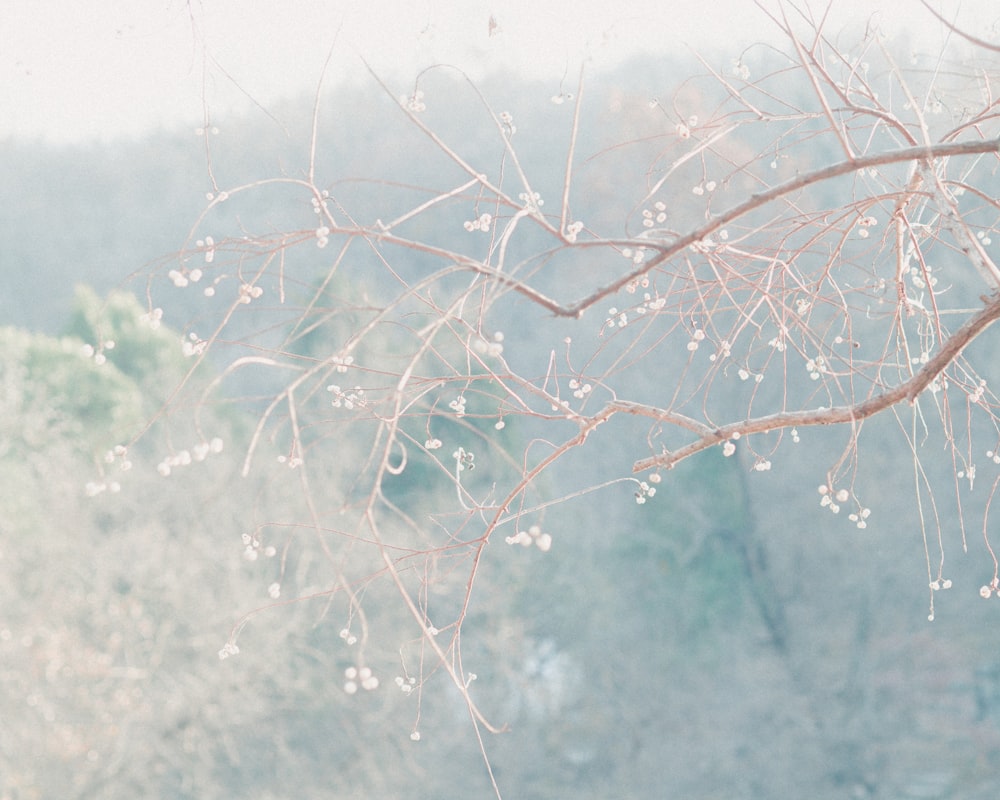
[{"xmin": 3, "ymin": 1, "xmax": 998, "ymax": 144}]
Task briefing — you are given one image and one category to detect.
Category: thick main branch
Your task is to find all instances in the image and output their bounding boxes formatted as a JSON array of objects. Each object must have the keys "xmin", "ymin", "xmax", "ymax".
[
  {"xmin": 564, "ymin": 137, "xmax": 1000, "ymax": 317},
  {"xmin": 626, "ymin": 293, "xmax": 1000, "ymax": 473}
]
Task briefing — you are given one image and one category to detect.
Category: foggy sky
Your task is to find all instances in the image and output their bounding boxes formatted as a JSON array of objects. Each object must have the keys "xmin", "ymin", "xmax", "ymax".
[{"xmin": 3, "ymin": 0, "xmax": 997, "ymax": 144}]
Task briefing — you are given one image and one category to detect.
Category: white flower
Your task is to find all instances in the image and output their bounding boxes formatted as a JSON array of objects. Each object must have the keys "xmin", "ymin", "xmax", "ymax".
[{"xmin": 168, "ymin": 269, "xmax": 188, "ymax": 288}]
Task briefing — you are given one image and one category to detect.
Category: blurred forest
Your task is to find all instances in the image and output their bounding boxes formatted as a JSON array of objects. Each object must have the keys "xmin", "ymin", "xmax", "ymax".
[{"xmin": 4, "ymin": 43, "xmax": 1000, "ymax": 800}]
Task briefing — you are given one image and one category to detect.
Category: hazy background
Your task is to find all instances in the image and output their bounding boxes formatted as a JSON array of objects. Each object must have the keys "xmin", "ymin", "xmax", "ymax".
[
  {"xmin": 4, "ymin": 0, "xmax": 998, "ymax": 143},
  {"xmin": 5, "ymin": 3, "xmax": 1000, "ymax": 799}
]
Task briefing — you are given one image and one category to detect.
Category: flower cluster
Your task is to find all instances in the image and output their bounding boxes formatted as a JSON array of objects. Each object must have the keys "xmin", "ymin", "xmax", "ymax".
[
  {"xmin": 818, "ymin": 484, "xmax": 847, "ymax": 512},
  {"xmin": 238, "ymin": 282, "xmax": 263, "ymax": 304},
  {"xmin": 605, "ymin": 307, "xmax": 629, "ymax": 330},
  {"xmin": 518, "ymin": 191, "xmax": 543, "ymax": 211},
  {"xmin": 736, "ymin": 368, "xmax": 762, "ymax": 383},
  {"xmin": 969, "ymin": 379, "xmax": 987, "ymax": 405},
  {"xmin": 315, "ymin": 225, "xmax": 330, "ymax": 248},
  {"xmin": 644, "ymin": 292, "xmax": 668, "ymax": 316},
  {"xmin": 198, "ymin": 236, "xmax": 216, "ymax": 263},
  {"xmin": 908, "ymin": 263, "xmax": 938, "ymax": 289},
  {"xmin": 564, "ymin": 220, "xmax": 584, "ymax": 242},
  {"xmin": 81, "ymin": 340, "xmax": 114, "ymax": 366},
  {"xmin": 241, "ymin": 531, "xmax": 276, "ymax": 561},
  {"xmin": 448, "ymin": 394, "xmax": 467, "ymax": 416},
  {"xmin": 621, "ymin": 247, "xmax": 647, "ymax": 265},
  {"xmin": 401, "ymin": 90, "xmax": 426, "ymax": 113},
  {"xmin": 957, "ymin": 463, "xmax": 976, "ymax": 488},
  {"xmin": 86, "ymin": 445, "xmax": 133, "ymax": 496},
  {"xmin": 568, "ymin": 378, "xmax": 592, "ymax": 399},
  {"xmin": 708, "ymin": 340, "xmax": 732, "ymax": 364},
  {"xmin": 331, "ymin": 354, "xmax": 354, "ymax": 373},
  {"xmin": 499, "ymin": 110, "xmax": 516, "ymax": 136},
  {"xmin": 168, "ymin": 266, "xmax": 204, "ymax": 288},
  {"xmin": 218, "ymin": 641, "xmax": 239, "ymax": 660},
  {"xmin": 140, "ymin": 307, "xmax": 163, "ymax": 329},
  {"xmin": 394, "ymin": 675, "xmax": 417, "ymax": 694},
  {"xmin": 506, "ymin": 524, "xmax": 552, "ymax": 551},
  {"xmin": 472, "ymin": 332, "xmax": 504, "ymax": 357},
  {"xmin": 453, "ymin": 446, "xmax": 475, "ymax": 472},
  {"xmin": 339, "ymin": 628, "xmax": 358, "ymax": 646},
  {"xmin": 856, "ymin": 215, "xmax": 877, "ymax": 238},
  {"xmin": 642, "ymin": 201, "xmax": 668, "ymax": 228},
  {"xmin": 327, "ymin": 384, "xmax": 366, "ymax": 409},
  {"xmin": 463, "ymin": 212, "xmax": 492, "ymax": 232},
  {"xmin": 686, "ymin": 327, "xmax": 707, "ymax": 352},
  {"xmin": 817, "ymin": 485, "xmax": 870, "ymax": 527},
  {"xmin": 182, "ymin": 332, "xmax": 207, "ymax": 357},
  {"xmin": 688, "ymin": 238, "xmax": 715, "ymax": 253},
  {"xmin": 691, "ymin": 180, "xmax": 717, "ymax": 196},
  {"xmin": 344, "ymin": 665, "xmax": 379, "ymax": 694},
  {"xmin": 625, "ymin": 275, "xmax": 649, "ymax": 298},
  {"xmin": 85, "ymin": 479, "xmax": 121, "ymax": 497},
  {"xmin": 311, "ymin": 190, "xmax": 331, "ymax": 216},
  {"xmin": 106, "ymin": 443, "xmax": 132, "ymax": 470},
  {"xmin": 805, "ymin": 355, "xmax": 827, "ymax": 380},
  {"xmin": 634, "ymin": 480, "xmax": 657, "ymax": 504},
  {"xmin": 157, "ymin": 438, "xmax": 224, "ymax": 476},
  {"xmin": 927, "ymin": 375, "xmax": 948, "ymax": 394},
  {"xmin": 980, "ymin": 579, "xmax": 1000, "ymax": 599}
]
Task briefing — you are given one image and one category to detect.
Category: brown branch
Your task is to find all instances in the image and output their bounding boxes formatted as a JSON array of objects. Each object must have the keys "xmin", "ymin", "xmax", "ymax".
[
  {"xmin": 367, "ymin": 139, "xmax": 999, "ymax": 319},
  {"xmin": 563, "ymin": 137, "xmax": 1000, "ymax": 317},
  {"xmin": 629, "ymin": 293, "xmax": 1000, "ymax": 473}
]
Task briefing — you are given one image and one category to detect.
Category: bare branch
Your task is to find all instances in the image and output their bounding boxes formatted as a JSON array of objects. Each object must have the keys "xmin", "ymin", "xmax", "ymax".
[{"xmin": 632, "ymin": 294, "xmax": 1000, "ymax": 473}]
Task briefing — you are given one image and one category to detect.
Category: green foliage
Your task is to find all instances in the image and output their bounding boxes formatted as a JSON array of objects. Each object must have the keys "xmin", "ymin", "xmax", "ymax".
[
  {"xmin": 0, "ymin": 325, "xmax": 142, "ymax": 457},
  {"xmin": 63, "ymin": 284, "xmax": 188, "ymax": 386}
]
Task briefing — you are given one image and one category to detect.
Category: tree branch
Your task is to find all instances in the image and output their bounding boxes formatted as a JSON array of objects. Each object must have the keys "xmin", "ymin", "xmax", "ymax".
[
  {"xmin": 630, "ymin": 293, "xmax": 1000, "ymax": 473},
  {"xmin": 564, "ymin": 137, "xmax": 1000, "ymax": 317}
]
